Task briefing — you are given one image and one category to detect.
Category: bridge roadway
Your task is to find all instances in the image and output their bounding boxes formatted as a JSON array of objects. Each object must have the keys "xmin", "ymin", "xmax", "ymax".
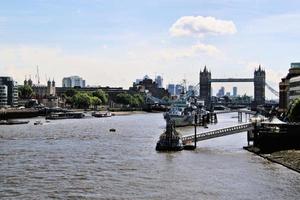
[
  {"xmin": 182, "ymin": 123, "xmax": 254, "ymax": 144},
  {"xmin": 210, "ymin": 78, "xmax": 254, "ymax": 83}
]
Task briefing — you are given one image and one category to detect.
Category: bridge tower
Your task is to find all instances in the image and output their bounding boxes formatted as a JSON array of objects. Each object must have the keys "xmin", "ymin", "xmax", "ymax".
[
  {"xmin": 254, "ymin": 65, "xmax": 265, "ymax": 106},
  {"xmin": 199, "ymin": 66, "xmax": 211, "ymax": 107}
]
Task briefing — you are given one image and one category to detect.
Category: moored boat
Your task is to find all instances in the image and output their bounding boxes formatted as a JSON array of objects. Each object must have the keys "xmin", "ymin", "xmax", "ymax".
[
  {"xmin": 156, "ymin": 120, "xmax": 184, "ymax": 151},
  {"xmin": 164, "ymin": 98, "xmax": 207, "ymax": 127},
  {"xmin": 46, "ymin": 112, "xmax": 85, "ymax": 120},
  {"xmin": 92, "ymin": 111, "xmax": 112, "ymax": 118},
  {"xmin": 0, "ymin": 120, "xmax": 29, "ymax": 125}
]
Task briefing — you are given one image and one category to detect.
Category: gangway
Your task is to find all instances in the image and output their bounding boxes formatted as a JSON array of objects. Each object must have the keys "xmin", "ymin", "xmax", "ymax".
[{"xmin": 182, "ymin": 123, "xmax": 254, "ymax": 144}]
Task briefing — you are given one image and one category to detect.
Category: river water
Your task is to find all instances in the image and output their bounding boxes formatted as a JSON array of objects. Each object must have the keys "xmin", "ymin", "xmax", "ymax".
[{"xmin": 0, "ymin": 113, "xmax": 299, "ymax": 199}]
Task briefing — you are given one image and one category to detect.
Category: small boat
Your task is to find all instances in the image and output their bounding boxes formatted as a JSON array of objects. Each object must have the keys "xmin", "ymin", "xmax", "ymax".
[
  {"xmin": 92, "ymin": 111, "xmax": 112, "ymax": 118},
  {"xmin": 0, "ymin": 120, "xmax": 29, "ymax": 125},
  {"xmin": 109, "ymin": 128, "xmax": 116, "ymax": 132},
  {"xmin": 34, "ymin": 120, "xmax": 43, "ymax": 125}
]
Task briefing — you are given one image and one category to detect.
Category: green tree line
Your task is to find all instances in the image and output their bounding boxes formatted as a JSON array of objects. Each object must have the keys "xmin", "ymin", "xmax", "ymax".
[
  {"xmin": 64, "ymin": 88, "xmax": 108, "ymax": 109},
  {"xmin": 115, "ymin": 93, "xmax": 145, "ymax": 107}
]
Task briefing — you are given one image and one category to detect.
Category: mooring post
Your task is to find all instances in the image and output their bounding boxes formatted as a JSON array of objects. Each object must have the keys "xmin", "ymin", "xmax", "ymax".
[
  {"xmin": 214, "ymin": 113, "xmax": 218, "ymax": 123},
  {"xmin": 194, "ymin": 114, "xmax": 197, "ymax": 148}
]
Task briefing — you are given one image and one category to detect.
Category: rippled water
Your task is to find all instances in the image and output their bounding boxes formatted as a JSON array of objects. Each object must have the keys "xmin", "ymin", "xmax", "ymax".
[{"xmin": 0, "ymin": 113, "xmax": 299, "ymax": 199}]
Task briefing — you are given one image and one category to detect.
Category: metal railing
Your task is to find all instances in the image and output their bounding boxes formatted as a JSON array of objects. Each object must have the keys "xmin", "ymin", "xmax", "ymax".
[{"xmin": 182, "ymin": 123, "xmax": 254, "ymax": 143}]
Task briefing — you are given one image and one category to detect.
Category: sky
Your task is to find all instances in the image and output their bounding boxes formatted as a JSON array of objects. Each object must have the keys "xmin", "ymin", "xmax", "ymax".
[{"xmin": 1, "ymin": 0, "xmax": 300, "ymax": 98}]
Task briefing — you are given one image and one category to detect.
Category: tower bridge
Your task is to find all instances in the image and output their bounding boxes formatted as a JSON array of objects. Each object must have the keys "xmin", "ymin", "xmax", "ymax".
[
  {"xmin": 210, "ymin": 78, "xmax": 254, "ymax": 82},
  {"xmin": 199, "ymin": 65, "xmax": 266, "ymax": 108}
]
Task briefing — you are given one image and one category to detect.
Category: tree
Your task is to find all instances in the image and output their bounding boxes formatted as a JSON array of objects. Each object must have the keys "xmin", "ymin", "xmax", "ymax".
[
  {"xmin": 18, "ymin": 85, "xmax": 34, "ymax": 99},
  {"xmin": 115, "ymin": 93, "xmax": 132, "ymax": 105},
  {"xmin": 133, "ymin": 94, "xmax": 145, "ymax": 106},
  {"xmin": 92, "ymin": 89, "xmax": 108, "ymax": 104},
  {"xmin": 91, "ymin": 96, "xmax": 102, "ymax": 110},
  {"xmin": 115, "ymin": 93, "xmax": 144, "ymax": 107},
  {"xmin": 72, "ymin": 92, "xmax": 92, "ymax": 109},
  {"xmin": 65, "ymin": 88, "xmax": 77, "ymax": 97},
  {"xmin": 287, "ymin": 98, "xmax": 300, "ymax": 122}
]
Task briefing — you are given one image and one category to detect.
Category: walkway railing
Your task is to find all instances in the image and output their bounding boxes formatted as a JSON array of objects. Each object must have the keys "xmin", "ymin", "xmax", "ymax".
[{"xmin": 182, "ymin": 123, "xmax": 254, "ymax": 144}]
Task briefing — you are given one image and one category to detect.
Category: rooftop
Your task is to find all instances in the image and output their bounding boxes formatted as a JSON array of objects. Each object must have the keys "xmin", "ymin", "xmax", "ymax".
[{"xmin": 291, "ymin": 63, "xmax": 300, "ymax": 68}]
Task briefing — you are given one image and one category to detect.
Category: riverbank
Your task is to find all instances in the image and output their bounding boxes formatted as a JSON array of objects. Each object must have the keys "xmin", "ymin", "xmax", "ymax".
[
  {"xmin": 244, "ymin": 146, "xmax": 300, "ymax": 173},
  {"xmin": 111, "ymin": 111, "xmax": 148, "ymax": 116}
]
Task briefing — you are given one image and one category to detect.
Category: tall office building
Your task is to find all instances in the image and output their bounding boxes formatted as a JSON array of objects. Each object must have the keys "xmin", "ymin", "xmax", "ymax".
[
  {"xmin": 155, "ymin": 75, "xmax": 163, "ymax": 88},
  {"xmin": 167, "ymin": 84, "xmax": 175, "ymax": 96},
  {"xmin": 217, "ymin": 86, "xmax": 225, "ymax": 97},
  {"xmin": 233, "ymin": 86, "xmax": 237, "ymax": 97},
  {"xmin": 0, "ymin": 76, "xmax": 18, "ymax": 107},
  {"xmin": 175, "ymin": 84, "xmax": 184, "ymax": 95},
  {"xmin": 62, "ymin": 76, "xmax": 86, "ymax": 88}
]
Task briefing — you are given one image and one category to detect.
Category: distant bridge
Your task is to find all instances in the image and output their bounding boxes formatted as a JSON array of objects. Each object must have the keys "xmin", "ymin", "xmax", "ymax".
[
  {"xmin": 210, "ymin": 78, "xmax": 254, "ymax": 82},
  {"xmin": 182, "ymin": 123, "xmax": 254, "ymax": 144}
]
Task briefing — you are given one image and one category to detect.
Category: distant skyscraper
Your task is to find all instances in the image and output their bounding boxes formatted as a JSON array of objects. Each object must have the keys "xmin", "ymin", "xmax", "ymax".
[
  {"xmin": 175, "ymin": 84, "xmax": 184, "ymax": 95},
  {"xmin": 62, "ymin": 76, "xmax": 86, "ymax": 88},
  {"xmin": 217, "ymin": 86, "xmax": 225, "ymax": 97},
  {"xmin": 233, "ymin": 86, "xmax": 237, "ymax": 97},
  {"xmin": 155, "ymin": 75, "xmax": 163, "ymax": 88},
  {"xmin": 225, "ymin": 92, "xmax": 231, "ymax": 96},
  {"xmin": 167, "ymin": 84, "xmax": 175, "ymax": 96}
]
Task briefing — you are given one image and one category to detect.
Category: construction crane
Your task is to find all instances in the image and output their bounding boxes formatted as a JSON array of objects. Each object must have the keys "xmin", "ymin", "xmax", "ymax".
[{"xmin": 36, "ymin": 65, "xmax": 40, "ymax": 85}]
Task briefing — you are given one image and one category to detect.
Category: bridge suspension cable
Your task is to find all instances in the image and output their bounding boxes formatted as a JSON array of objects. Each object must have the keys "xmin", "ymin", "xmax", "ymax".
[{"xmin": 265, "ymin": 82, "xmax": 279, "ymax": 97}]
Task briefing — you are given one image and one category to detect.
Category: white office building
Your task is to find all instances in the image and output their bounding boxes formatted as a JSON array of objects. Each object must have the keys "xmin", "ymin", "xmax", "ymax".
[
  {"xmin": 0, "ymin": 85, "xmax": 8, "ymax": 107},
  {"xmin": 62, "ymin": 76, "xmax": 86, "ymax": 88},
  {"xmin": 0, "ymin": 76, "xmax": 18, "ymax": 107},
  {"xmin": 289, "ymin": 75, "xmax": 300, "ymax": 102}
]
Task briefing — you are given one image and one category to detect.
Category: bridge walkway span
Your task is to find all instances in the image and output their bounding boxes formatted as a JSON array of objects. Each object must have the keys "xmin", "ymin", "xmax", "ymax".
[
  {"xmin": 182, "ymin": 123, "xmax": 254, "ymax": 144},
  {"xmin": 213, "ymin": 110, "xmax": 256, "ymax": 115}
]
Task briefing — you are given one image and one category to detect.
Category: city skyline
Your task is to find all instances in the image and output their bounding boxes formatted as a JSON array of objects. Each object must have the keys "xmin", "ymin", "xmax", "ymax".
[{"xmin": 1, "ymin": 0, "xmax": 300, "ymax": 98}]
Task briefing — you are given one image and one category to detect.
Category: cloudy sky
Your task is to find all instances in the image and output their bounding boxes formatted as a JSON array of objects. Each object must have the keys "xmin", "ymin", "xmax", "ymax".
[{"xmin": 1, "ymin": 0, "xmax": 299, "ymax": 98}]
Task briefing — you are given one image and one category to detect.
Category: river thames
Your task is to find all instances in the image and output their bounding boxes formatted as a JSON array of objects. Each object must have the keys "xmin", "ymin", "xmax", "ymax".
[{"xmin": 0, "ymin": 113, "xmax": 299, "ymax": 199}]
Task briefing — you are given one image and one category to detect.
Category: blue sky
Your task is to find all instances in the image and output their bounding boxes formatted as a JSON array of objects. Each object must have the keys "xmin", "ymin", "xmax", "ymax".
[{"xmin": 1, "ymin": 0, "xmax": 300, "ymax": 98}]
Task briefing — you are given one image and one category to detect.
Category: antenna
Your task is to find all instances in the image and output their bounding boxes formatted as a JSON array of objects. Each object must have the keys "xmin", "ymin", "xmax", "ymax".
[{"xmin": 36, "ymin": 65, "xmax": 40, "ymax": 85}]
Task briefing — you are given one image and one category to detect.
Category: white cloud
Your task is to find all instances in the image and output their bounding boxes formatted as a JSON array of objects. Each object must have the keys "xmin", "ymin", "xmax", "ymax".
[{"xmin": 170, "ymin": 16, "xmax": 237, "ymax": 38}]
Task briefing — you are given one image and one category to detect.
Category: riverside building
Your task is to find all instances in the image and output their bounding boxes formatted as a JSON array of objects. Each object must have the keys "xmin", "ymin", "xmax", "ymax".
[
  {"xmin": 0, "ymin": 76, "xmax": 18, "ymax": 107},
  {"xmin": 279, "ymin": 63, "xmax": 300, "ymax": 112},
  {"xmin": 289, "ymin": 76, "xmax": 300, "ymax": 101}
]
